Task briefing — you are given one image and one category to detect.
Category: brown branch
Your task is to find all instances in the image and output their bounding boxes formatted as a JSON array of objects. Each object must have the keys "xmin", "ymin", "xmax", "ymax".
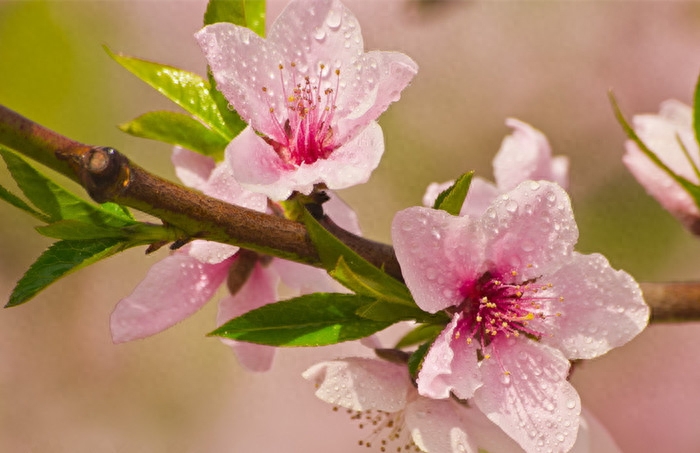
[{"xmin": 1, "ymin": 104, "xmax": 700, "ymax": 323}]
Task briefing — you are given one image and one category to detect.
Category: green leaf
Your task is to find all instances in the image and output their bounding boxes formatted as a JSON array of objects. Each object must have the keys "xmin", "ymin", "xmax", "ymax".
[
  {"xmin": 395, "ymin": 323, "xmax": 444, "ymax": 349},
  {"xmin": 609, "ymin": 92, "xmax": 700, "ymax": 205},
  {"xmin": 207, "ymin": 73, "xmax": 248, "ymax": 139},
  {"xmin": 204, "ymin": 0, "xmax": 266, "ymax": 37},
  {"xmin": 0, "ymin": 182, "xmax": 48, "ymax": 222},
  {"xmin": 35, "ymin": 220, "xmax": 132, "ymax": 240},
  {"xmin": 302, "ymin": 208, "xmax": 416, "ymax": 307},
  {"xmin": 407, "ymin": 341, "xmax": 432, "ymax": 380},
  {"xmin": 356, "ymin": 299, "xmax": 445, "ymax": 324},
  {"xmin": 6, "ymin": 238, "xmax": 133, "ymax": 307},
  {"xmin": 119, "ymin": 111, "xmax": 229, "ymax": 160},
  {"xmin": 210, "ymin": 293, "xmax": 391, "ymax": 346},
  {"xmin": 99, "ymin": 202, "xmax": 134, "ymax": 221},
  {"xmin": 0, "ymin": 147, "xmax": 136, "ymax": 228},
  {"xmin": 105, "ymin": 47, "xmax": 234, "ymax": 141},
  {"xmin": 433, "ymin": 171, "xmax": 474, "ymax": 215}
]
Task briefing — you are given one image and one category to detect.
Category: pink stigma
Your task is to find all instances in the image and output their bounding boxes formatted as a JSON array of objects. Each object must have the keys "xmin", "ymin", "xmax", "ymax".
[{"xmin": 262, "ymin": 63, "xmax": 341, "ymax": 167}]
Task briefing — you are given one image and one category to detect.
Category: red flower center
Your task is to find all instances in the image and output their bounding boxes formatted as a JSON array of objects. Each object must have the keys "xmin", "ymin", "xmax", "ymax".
[
  {"xmin": 262, "ymin": 63, "xmax": 341, "ymax": 167},
  {"xmin": 453, "ymin": 270, "xmax": 562, "ymax": 359}
]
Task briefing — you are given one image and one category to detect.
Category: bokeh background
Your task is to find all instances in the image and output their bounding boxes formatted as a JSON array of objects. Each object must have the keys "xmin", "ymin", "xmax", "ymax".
[{"xmin": 1, "ymin": 0, "xmax": 700, "ymax": 451}]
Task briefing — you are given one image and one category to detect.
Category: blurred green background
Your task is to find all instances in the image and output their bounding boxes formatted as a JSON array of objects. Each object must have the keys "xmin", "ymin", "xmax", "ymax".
[{"xmin": 1, "ymin": 1, "xmax": 700, "ymax": 451}]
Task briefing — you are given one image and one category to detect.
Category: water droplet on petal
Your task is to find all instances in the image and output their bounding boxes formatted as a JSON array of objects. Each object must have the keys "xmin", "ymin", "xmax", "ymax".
[
  {"xmin": 314, "ymin": 28, "xmax": 326, "ymax": 41},
  {"xmin": 326, "ymin": 8, "xmax": 342, "ymax": 29},
  {"xmin": 505, "ymin": 199, "xmax": 518, "ymax": 213},
  {"xmin": 566, "ymin": 399, "xmax": 577, "ymax": 409},
  {"xmin": 529, "ymin": 181, "xmax": 541, "ymax": 191}
]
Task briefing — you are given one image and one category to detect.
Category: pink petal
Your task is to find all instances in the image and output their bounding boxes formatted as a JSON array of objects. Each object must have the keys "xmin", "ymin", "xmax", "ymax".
[
  {"xmin": 392, "ymin": 207, "xmax": 486, "ymax": 313},
  {"xmin": 227, "ymin": 126, "xmax": 293, "ymax": 200},
  {"xmin": 110, "ymin": 253, "xmax": 231, "ymax": 343},
  {"xmin": 494, "ymin": 119, "xmax": 567, "ymax": 192},
  {"xmin": 324, "ymin": 191, "xmax": 362, "ymax": 235},
  {"xmin": 232, "ymin": 121, "xmax": 384, "ymax": 199},
  {"xmin": 536, "ymin": 252, "xmax": 648, "ymax": 360},
  {"xmin": 474, "ymin": 337, "xmax": 580, "ymax": 453},
  {"xmin": 416, "ymin": 313, "xmax": 481, "ymax": 400},
  {"xmin": 482, "ymin": 181, "xmax": 578, "ymax": 281},
  {"xmin": 271, "ymin": 259, "xmax": 342, "ymax": 294},
  {"xmin": 195, "ymin": 24, "xmax": 287, "ymax": 142},
  {"xmin": 268, "ymin": 0, "xmax": 364, "ymax": 77},
  {"xmin": 217, "ymin": 263, "xmax": 280, "ymax": 372},
  {"xmin": 302, "ymin": 358, "xmax": 410, "ymax": 412},
  {"xmin": 188, "ymin": 240, "xmax": 239, "ymax": 265},
  {"xmin": 172, "ymin": 146, "xmax": 215, "ymax": 190},
  {"xmin": 335, "ymin": 50, "xmax": 418, "ymax": 144},
  {"xmin": 461, "ymin": 177, "xmax": 500, "ymax": 217},
  {"xmin": 404, "ymin": 397, "xmax": 480, "ymax": 453},
  {"xmin": 203, "ymin": 152, "xmax": 268, "ymax": 211}
]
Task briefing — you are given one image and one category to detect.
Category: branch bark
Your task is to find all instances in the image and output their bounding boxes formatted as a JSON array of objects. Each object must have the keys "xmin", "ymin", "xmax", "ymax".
[{"xmin": 0, "ymin": 104, "xmax": 698, "ymax": 323}]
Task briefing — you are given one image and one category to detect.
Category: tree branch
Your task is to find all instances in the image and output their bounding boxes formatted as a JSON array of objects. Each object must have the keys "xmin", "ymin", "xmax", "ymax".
[{"xmin": 0, "ymin": 104, "xmax": 699, "ymax": 323}]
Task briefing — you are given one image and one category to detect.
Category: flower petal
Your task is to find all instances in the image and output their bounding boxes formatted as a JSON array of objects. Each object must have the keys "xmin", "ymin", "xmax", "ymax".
[
  {"xmin": 571, "ymin": 408, "xmax": 624, "ymax": 453},
  {"xmin": 195, "ymin": 23, "xmax": 287, "ymax": 142},
  {"xmin": 324, "ymin": 191, "xmax": 362, "ymax": 235},
  {"xmin": 232, "ymin": 121, "xmax": 385, "ymax": 199},
  {"xmin": 417, "ymin": 313, "xmax": 481, "ymax": 400},
  {"xmin": 392, "ymin": 207, "xmax": 486, "ymax": 313},
  {"xmin": 536, "ymin": 252, "xmax": 648, "ymax": 360},
  {"xmin": 268, "ymin": 0, "xmax": 364, "ymax": 76},
  {"xmin": 482, "ymin": 180, "xmax": 578, "ymax": 281},
  {"xmin": 335, "ymin": 50, "xmax": 418, "ymax": 144},
  {"xmin": 405, "ymin": 398, "xmax": 480, "ymax": 453},
  {"xmin": 217, "ymin": 263, "xmax": 279, "ymax": 372},
  {"xmin": 227, "ymin": 126, "xmax": 294, "ymax": 200},
  {"xmin": 494, "ymin": 119, "xmax": 567, "ymax": 192},
  {"xmin": 302, "ymin": 357, "xmax": 410, "ymax": 412},
  {"xmin": 203, "ymin": 150, "xmax": 269, "ymax": 210},
  {"xmin": 110, "ymin": 252, "xmax": 230, "ymax": 343},
  {"xmin": 271, "ymin": 259, "xmax": 343, "ymax": 294},
  {"xmin": 172, "ymin": 146, "xmax": 215, "ymax": 190},
  {"xmin": 474, "ymin": 337, "xmax": 580, "ymax": 453}
]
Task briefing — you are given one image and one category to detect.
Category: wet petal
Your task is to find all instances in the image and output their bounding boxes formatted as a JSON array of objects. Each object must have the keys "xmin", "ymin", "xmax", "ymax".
[
  {"xmin": 474, "ymin": 337, "xmax": 580, "ymax": 453},
  {"xmin": 392, "ymin": 207, "xmax": 486, "ymax": 313},
  {"xmin": 110, "ymin": 252, "xmax": 230, "ymax": 343},
  {"xmin": 172, "ymin": 146, "xmax": 215, "ymax": 190},
  {"xmin": 302, "ymin": 357, "xmax": 410, "ymax": 412},
  {"xmin": 417, "ymin": 314, "xmax": 481, "ymax": 400},
  {"xmin": 195, "ymin": 23, "xmax": 287, "ymax": 142},
  {"xmin": 482, "ymin": 180, "xmax": 578, "ymax": 281},
  {"xmin": 217, "ymin": 263, "xmax": 279, "ymax": 372},
  {"xmin": 405, "ymin": 398, "xmax": 480, "ymax": 453},
  {"xmin": 536, "ymin": 253, "xmax": 648, "ymax": 360}
]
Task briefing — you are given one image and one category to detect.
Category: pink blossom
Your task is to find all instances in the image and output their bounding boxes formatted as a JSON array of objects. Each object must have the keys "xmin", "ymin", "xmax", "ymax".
[
  {"xmin": 424, "ymin": 119, "xmax": 568, "ymax": 216},
  {"xmin": 195, "ymin": 0, "xmax": 418, "ymax": 200},
  {"xmin": 110, "ymin": 148, "xmax": 359, "ymax": 371},
  {"xmin": 622, "ymin": 100, "xmax": 700, "ymax": 233},
  {"xmin": 392, "ymin": 180, "xmax": 648, "ymax": 452},
  {"xmin": 303, "ymin": 357, "xmax": 623, "ymax": 453}
]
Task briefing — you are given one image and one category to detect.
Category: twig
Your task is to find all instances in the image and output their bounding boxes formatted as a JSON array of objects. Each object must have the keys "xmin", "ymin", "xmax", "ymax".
[{"xmin": 1, "ymin": 104, "xmax": 699, "ymax": 323}]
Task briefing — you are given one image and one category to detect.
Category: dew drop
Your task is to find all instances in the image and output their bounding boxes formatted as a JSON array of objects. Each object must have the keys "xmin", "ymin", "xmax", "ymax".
[
  {"xmin": 529, "ymin": 181, "xmax": 541, "ymax": 191},
  {"xmin": 500, "ymin": 374, "xmax": 512, "ymax": 385},
  {"xmin": 566, "ymin": 399, "xmax": 577, "ymax": 409},
  {"xmin": 326, "ymin": 8, "xmax": 342, "ymax": 29},
  {"xmin": 505, "ymin": 199, "xmax": 519, "ymax": 213},
  {"xmin": 313, "ymin": 28, "xmax": 326, "ymax": 41}
]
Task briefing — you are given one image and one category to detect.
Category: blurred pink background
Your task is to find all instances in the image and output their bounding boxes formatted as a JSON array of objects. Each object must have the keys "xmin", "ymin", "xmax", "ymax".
[{"xmin": 1, "ymin": 0, "xmax": 700, "ymax": 451}]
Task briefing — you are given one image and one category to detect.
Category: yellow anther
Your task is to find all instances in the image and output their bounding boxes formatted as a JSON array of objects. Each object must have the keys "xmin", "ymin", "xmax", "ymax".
[
  {"xmin": 454, "ymin": 331, "xmax": 461, "ymax": 339},
  {"xmin": 511, "ymin": 270, "xmax": 518, "ymax": 276},
  {"xmin": 476, "ymin": 315, "xmax": 483, "ymax": 322},
  {"xmin": 466, "ymin": 338, "xmax": 472, "ymax": 345},
  {"xmin": 279, "ymin": 64, "xmax": 284, "ymax": 70},
  {"xmin": 484, "ymin": 354, "xmax": 491, "ymax": 359}
]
